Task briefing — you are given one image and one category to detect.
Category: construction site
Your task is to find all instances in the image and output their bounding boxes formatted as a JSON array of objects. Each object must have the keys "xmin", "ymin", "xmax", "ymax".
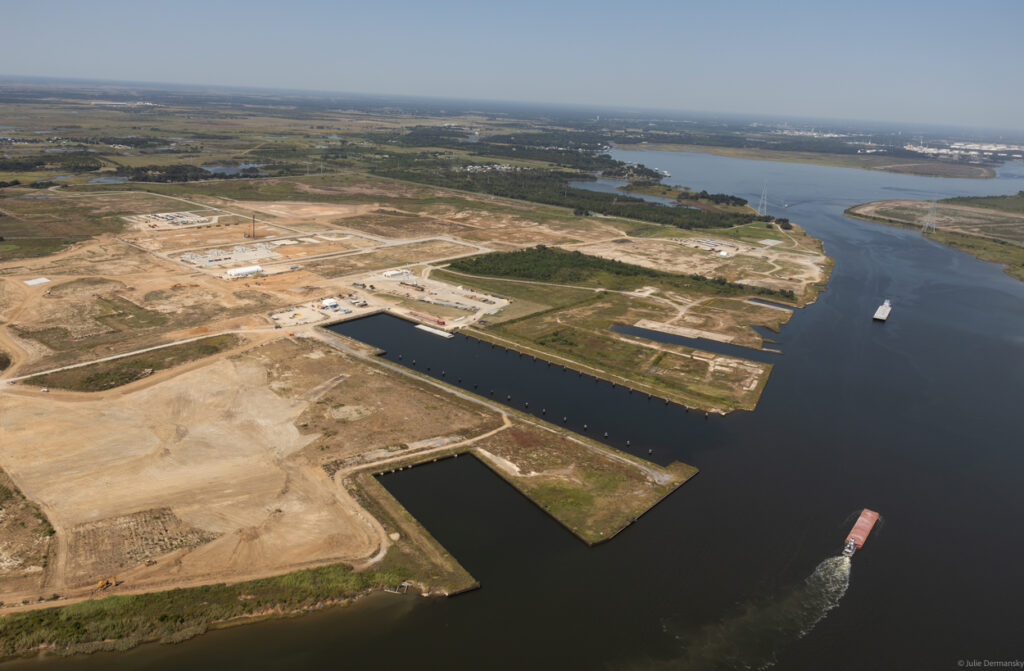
[{"xmin": 0, "ymin": 170, "xmax": 826, "ymax": 649}]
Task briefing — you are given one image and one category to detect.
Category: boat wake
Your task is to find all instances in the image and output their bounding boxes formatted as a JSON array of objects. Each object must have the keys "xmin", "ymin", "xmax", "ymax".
[{"xmin": 628, "ymin": 556, "xmax": 851, "ymax": 671}]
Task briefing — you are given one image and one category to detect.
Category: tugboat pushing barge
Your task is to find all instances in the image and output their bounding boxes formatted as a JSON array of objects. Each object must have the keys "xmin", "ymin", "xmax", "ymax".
[{"xmin": 842, "ymin": 508, "xmax": 880, "ymax": 557}]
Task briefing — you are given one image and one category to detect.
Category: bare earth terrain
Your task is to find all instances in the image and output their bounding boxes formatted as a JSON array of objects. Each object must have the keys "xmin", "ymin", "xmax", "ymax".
[{"xmin": 0, "ymin": 172, "xmax": 826, "ymax": 629}]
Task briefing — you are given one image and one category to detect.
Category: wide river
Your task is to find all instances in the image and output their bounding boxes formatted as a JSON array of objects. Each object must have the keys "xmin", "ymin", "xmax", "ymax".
[{"xmin": 14, "ymin": 151, "xmax": 1024, "ymax": 670}]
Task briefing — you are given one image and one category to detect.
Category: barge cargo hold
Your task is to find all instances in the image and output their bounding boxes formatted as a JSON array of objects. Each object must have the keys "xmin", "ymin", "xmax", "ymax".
[
  {"xmin": 842, "ymin": 508, "xmax": 880, "ymax": 556},
  {"xmin": 873, "ymin": 299, "xmax": 892, "ymax": 322}
]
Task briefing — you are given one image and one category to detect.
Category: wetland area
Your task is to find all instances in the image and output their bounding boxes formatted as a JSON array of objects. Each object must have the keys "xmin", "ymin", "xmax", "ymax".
[{"xmin": 9, "ymin": 150, "xmax": 1024, "ymax": 670}]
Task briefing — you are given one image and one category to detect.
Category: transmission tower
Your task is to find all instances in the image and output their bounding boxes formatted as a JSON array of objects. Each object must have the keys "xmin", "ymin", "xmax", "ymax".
[
  {"xmin": 758, "ymin": 183, "xmax": 768, "ymax": 216},
  {"xmin": 922, "ymin": 201, "xmax": 937, "ymax": 233}
]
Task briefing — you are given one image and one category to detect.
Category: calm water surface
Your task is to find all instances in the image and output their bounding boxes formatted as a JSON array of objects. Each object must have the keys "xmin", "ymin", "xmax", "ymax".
[{"xmin": 14, "ymin": 152, "xmax": 1024, "ymax": 670}]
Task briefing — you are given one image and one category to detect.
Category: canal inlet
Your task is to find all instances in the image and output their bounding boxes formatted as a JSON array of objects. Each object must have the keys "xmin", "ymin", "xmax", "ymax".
[{"xmin": 327, "ymin": 313, "xmax": 728, "ymax": 467}]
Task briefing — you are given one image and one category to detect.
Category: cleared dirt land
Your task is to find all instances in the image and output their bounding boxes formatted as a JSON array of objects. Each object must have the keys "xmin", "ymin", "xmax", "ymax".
[
  {"xmin": 0, "ymin": 337, "xmax": 503, "ymax": 606},
  {"xmin": 305, "ymin": 239, "xmax": 481, "ymax": 278},
  {"xmin": 0, "ymin": 169, "xmax": 817, "ymax": 652},
  {"xmin": 571, "ymin": 225, "xmax": 828, "ymax": 300},
  {"xmin": 1, "ymin": 341, "xmax": 371, "ymax": 598},
  {"xmin": 0, "ymin": 468, "xmax": 54, "ymax": 598},
  {"xmin": 0, "ymin": 333, "xmax": 699, "ymax": 622}
]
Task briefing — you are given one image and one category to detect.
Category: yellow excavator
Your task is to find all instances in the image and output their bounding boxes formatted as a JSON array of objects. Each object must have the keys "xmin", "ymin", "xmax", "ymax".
[{"xmin": 97, "ymin": 576, "xmax": 118, "ymax": 590}]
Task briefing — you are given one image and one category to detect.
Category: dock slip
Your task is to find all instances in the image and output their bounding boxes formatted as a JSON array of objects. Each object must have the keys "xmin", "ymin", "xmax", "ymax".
[
  {"xmin": 415, "ymin": 324, "xmax": 453, "ymax": 338},
  {"xmin": 873, "ymin": 299, "xmax": 892, "ymax": 322}
]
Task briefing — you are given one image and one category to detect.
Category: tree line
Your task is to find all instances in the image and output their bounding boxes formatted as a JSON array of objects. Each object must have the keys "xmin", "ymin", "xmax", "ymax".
[
  {"xmin": 371, "ymin": 166, "xmax": 765, "ymax": 230},
  {"xmin": 449, "ymin": 246, "xmax": 796, "ymax": 300},
  {"xmin": 0, "ymin": 153, "xmax": 103, "ymax": 172}
]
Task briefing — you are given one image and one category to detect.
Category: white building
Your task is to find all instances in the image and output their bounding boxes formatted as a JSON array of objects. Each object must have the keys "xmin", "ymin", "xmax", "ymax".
[
  {"xmin": 321, "ymin": 297, "xmax": 339, "ymax": 309},
  {"xmin": 226, "ymin": 265, "xmax": 263, "ymax": 279}
]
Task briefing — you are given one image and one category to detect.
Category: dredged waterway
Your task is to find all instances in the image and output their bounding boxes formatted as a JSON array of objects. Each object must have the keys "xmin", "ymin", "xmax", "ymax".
[{"xmin": 12, "ymin": 152, "xmax": 1024, "ymax": 670}]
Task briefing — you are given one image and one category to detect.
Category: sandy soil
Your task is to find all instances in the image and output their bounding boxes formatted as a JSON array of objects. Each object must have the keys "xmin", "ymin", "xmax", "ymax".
[
  {"xmin": 0, "ymin": 344, "xmax": 384, "ymax": 600},
  {"xmin": 233, "ymin": 200, "xmax": 379, "ymax": 221},
  {"xmin": 0, "ymin": 177, "xmax": 829, "ymax": 612},
  {"xmin": 571, "ymin": 236, "xmax": 826, "ymax": 296}
]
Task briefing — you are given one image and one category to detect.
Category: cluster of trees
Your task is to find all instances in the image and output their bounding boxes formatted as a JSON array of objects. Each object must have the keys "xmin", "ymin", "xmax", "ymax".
[
  {"xmin": 384, "ymin": 126, "xmax": 665, "ymax": 178},
  {"xmin": 680, "ymin": 190, "xmax": 748, "ymax": 207},
  {"xmin": 372, "ymin": 166, "xmax": 762, "ymax": 230},
  {"xmin": 391, "ymin": 126, "xmax": 472, "ymax": 147},
  {"xmin": 0, "ymin": 153, "xmax": 103, "ymax": 173},
  {"xmin": 451, "ymin": 245, "xmax": 665, "ymax": 284},
  {"xmin": 112, "ymin": 165, "xmax": 247, "ymax": 182},
  {"xmin": 0, "ymin": 179, "xmax": 20, "ymax": 188},
  {"xmin": 0, "ymin": 157, "xmax": 46, "ymax": 171},
  {"xmin": 475, "ymin": 143, "xmax": 622, "ymax": 171},
  {"xmin": 944, "ymin": 190, "xmax": 1024, "ymax": 214},
  {"xmin": 449, "ymin": 246, "xmax": 796, "ymax": 300},
  {"xmin": 600, "ymin": 163, "xmax": 664, "ymax": 180},
  {"xmin": 110, "ymin": 161, "xmax": 305, "ymax": 183}
]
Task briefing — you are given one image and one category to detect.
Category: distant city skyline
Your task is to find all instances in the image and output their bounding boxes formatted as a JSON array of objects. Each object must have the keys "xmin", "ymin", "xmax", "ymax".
[{"xmin": 4, "ymin": 0, "xmax": 1023, "ymax": 131}]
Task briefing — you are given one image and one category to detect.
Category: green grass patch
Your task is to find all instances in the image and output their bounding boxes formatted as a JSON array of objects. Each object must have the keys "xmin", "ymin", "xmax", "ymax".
[
  {"xmin": 26, "ymin": 334, "xmax": 241, "ymax": 392},
  {"xmin": 0, "ymin": 562, "xmax": 410, "ymax": 659},
  {"xmin": 93, "ymin": 296, "xmax": 168, "ymax": 330},
  {"xmin": 0, "ymin": 237, "xmax": 84, "ymax": 261},
  {"xmin": 473, "ymin": 427, "xmax": 697, "ymax": 544},
  {"xmin": 943, "ymin": 190, "xmax": 1024, "ymax": 214},
  {"xmin": 468, "ymin": 291, "xmax": 774, "ymax": 412}
]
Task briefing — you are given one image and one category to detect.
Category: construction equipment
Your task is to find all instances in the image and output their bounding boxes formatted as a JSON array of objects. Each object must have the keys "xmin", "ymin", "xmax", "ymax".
[{"xmin": 97, "ymin": 576, "xmax": 118, "ymax": 590}]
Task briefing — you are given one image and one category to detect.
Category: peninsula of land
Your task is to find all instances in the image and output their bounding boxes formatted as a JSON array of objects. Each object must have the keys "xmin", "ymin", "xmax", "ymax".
[{"xmin": 845, "ymin": 191, "xmax": 1024, "ymax": 281}]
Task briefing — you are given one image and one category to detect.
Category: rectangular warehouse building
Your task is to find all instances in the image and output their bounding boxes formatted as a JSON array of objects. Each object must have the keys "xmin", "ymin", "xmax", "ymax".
[{"xmin": 226, "ymin": 265, "xmax": 263, "ymax": 279}]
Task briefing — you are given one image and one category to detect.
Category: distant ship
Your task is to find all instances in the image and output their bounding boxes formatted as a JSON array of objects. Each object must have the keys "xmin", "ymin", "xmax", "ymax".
[
  {"xmin": 873, "ymin": 299, "xmax": 892, "ymax": 322},
  {"xmin": 842, "ymin": 508, "xmax": 880, "ymax": 557}
]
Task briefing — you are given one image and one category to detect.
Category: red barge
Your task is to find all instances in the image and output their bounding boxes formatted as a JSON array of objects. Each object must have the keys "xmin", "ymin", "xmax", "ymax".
[{"xmin": 842, "ymin": 509, "xmax": 880, "ymax": 557}]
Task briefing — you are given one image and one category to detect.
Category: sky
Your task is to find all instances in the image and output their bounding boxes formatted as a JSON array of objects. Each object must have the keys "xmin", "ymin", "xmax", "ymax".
[{"xmin": 4, "ymin": 0, "xmax": 1023, "ymax": 130}]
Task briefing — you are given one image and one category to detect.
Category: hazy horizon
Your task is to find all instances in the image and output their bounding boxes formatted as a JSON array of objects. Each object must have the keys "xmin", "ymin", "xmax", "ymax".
[{"xmin": 4, "ymin": 0, "xmax": 1023, "ymax": 132}]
